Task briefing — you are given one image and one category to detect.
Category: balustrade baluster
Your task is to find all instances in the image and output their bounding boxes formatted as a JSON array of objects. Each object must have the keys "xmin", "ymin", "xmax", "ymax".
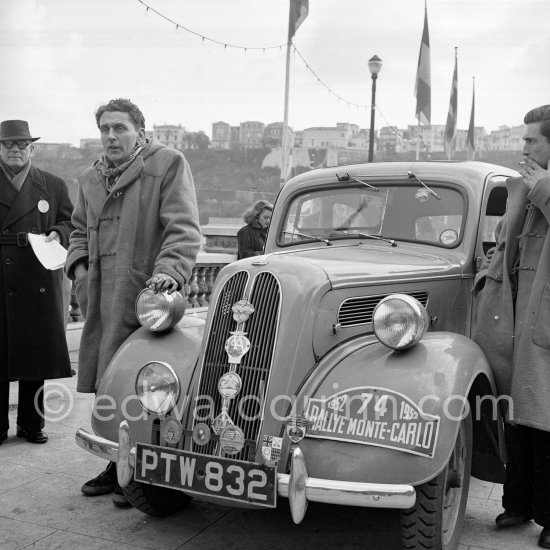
[{"xmin": 196, "ymin": 267, "xmax": 207, "ymax": 306}]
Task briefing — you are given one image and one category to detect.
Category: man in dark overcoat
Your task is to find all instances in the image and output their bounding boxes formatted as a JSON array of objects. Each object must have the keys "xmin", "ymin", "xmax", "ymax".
[
  {"xmin": 66, "ymin": 99, "xmax": 201, "ymax": 506},
  {"xmin": 0, "ymin": 120, "xmax": 73, "ymax": 445},
  {"xmin": 472, "ymin": 105, "xmax": 550, "ymax": 549}
]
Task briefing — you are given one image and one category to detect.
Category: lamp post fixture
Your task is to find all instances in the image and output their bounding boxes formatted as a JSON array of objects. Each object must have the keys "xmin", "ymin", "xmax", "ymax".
[{"xmin": 368, "ymin": 55, "xmax": 382, "ymax": 162}]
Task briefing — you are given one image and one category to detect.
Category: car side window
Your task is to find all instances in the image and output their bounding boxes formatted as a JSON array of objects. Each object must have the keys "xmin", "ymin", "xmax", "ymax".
[{"xmin": 482, "ymin": 186, "xmax": 507, "ymax": 255}]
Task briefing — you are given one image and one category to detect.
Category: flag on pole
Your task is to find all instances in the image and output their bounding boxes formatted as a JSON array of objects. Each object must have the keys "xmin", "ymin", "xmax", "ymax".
[
  {"xmin": 444, "ymin": 48, "xmax": 458, "ymax": 160},
  {"xmin": 414, "ymin": 3, "xmax": 431, "ymax": 126},
  {"xmin": 288, "ymin": 0, "xmax": 309, "ymax": 40},
  {"xmin": 467, "ymin": 77, "xmax": 475, "ymax": 160}
]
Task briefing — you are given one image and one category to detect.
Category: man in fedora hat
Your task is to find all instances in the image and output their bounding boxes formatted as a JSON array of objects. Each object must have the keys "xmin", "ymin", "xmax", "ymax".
[{"xmin": 0, "ymin": 120, "xmax": 73, "ymax": 446}]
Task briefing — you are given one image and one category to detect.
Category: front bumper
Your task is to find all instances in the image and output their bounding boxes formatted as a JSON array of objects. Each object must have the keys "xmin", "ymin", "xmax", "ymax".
[{"xmin": 75, "ymin": 423, "xmax": 416, "ymax": 521}]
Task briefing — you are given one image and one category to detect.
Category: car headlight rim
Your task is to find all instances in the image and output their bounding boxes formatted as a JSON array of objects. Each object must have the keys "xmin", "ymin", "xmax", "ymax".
[
  {"xmin": 136, "ymin": 361, "xmax": 181, "ymax": 415},
  {"xmin": 373, "ymin": 294, "xmax": 428, "ymax": 350}
]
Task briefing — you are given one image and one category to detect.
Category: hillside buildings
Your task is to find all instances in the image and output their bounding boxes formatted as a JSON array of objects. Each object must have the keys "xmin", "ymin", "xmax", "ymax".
[
  {"xmin": 38, "ymin": 119, "xmax": 525, "ymax": 162},
  {"xmin": 210, "ymin": 120, "xmax": 525, "ymax": 155}
]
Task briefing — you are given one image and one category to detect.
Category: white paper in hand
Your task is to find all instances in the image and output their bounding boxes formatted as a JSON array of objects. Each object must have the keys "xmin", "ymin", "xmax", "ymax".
[{"xmin": 27, "ymin": 233, "xmax": 67, "ymax": 270}]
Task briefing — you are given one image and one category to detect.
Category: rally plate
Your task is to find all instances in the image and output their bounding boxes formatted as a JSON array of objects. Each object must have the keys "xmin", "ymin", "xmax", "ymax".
[
  {"xmin": 135, "ymin": 443, "xmax": 277, "ymax": 508},
  {"xmin": 305, "ymin": 386, "xmax": 440, "ymax": 458}
]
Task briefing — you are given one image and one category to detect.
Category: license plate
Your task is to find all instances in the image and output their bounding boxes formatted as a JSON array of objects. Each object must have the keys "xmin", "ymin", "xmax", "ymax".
[{"xmin": 135, "ymin": 443, "xmax": 277, "ymax": 508}]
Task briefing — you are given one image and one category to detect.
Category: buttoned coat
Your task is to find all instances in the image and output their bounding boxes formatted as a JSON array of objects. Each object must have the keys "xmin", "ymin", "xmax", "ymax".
[
  {"xmin": 66, "ymin": 140, "xmax": 201, "ymax": 393},
  {"xmin": 472, "ymin": 175, "xmax": 550, "ymax": 431},
  {"xmin": 0, "ymin": 165, "xmax": 73, "ymax": 382}
]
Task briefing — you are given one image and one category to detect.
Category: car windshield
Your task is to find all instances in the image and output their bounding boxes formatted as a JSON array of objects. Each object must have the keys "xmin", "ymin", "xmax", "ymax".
[{"xmin": 279, "ymin": 184, "xmax": 466, "ymax": 248}]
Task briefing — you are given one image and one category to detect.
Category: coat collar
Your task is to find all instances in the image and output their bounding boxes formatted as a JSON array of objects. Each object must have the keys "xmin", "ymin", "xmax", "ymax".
[
  {"xmin": 88, "ymin": 154, "xmax": 145, "ymax": 192},
  {"xmin": 110, "ymin": 155, "xmax": 144, "ymax": 192},
  {"xmin": 1, "ymin": 166, "xmax": 50, "ymax": 230}
]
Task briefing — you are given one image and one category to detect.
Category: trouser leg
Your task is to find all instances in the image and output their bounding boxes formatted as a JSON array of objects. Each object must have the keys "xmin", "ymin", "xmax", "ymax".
[
  {"xmin": 502, "ymin": 422, "xmax": 533, "ymax": 515},
  {"xmin": 0, "ymin": 382, "xmax": 9, "ymax": 434},
  {"xmin": 531, "ymin": 426, "xmax": 550, "ymax": 528},
  {"xmin": 17, "ymin": 380, "xmax": 45, "ymax": 432}
]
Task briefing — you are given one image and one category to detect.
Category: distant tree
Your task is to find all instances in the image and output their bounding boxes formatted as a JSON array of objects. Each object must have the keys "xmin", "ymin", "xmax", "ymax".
[{"xmin": 194, "ymin": 131, "xmax": 210, "ymax": 151}]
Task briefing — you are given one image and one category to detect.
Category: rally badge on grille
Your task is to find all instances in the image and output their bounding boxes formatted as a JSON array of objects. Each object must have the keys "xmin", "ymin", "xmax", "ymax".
[
  {"xmin": 231, "ymin": 299, "xmax": 255, "ymax": 323},
  {"xmin": 192, "ymin": 422, "xmax": 211, "ymax": 446},
  {"xmin": 211, "ymin": 411, "xmax": 234, "ymax": 435},
  {"xmin": 220, "ymin": 425, "xmax": 245, "ymax": 456},
  {"xmin": 261, "ymin": 435, "xmax": 282, "ymax": 465},
  {"xmin": 225, "ymin": 332, "xmax": 251, "ymax": 364},
  {"xmin": 160, "ymin": 417, "xmax": 183, "ymax": 443},
  {"xmin": 218, "ymin": 371, "xmax": 242, "ymax": 399}
]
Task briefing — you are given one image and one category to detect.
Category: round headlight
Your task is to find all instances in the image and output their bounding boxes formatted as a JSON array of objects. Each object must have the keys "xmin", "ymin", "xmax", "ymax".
[
  {"xmin": 373, "ymin": 294, "xmax": 429, "ymax": 350},
  {"xmin": 136, "ymin": 288, "xmax": 185, "ymax": 332},
  {"xmin": 136, "ymin": 361, "xmax": 180, "ymax": 415}
]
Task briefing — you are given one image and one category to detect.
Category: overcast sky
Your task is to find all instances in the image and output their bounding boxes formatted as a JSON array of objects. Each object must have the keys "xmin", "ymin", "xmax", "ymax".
[{"xmin": 1, "ymin": 0, "xmax": 548, "ymax": 146}]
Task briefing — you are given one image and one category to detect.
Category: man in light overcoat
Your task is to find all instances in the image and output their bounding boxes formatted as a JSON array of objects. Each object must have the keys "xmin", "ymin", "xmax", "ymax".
[{"xmin": 66, "ymin": 98, "xmax": 201, "ymax": 506}]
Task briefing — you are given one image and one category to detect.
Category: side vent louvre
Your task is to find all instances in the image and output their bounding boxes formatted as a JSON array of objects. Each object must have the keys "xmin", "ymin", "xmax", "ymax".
[{"xmin": 338, "ymin": 291, "xmax": 428, "ymax": 328}]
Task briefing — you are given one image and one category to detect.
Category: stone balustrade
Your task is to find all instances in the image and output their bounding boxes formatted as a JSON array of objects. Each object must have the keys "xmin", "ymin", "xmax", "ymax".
[{"xmin": 68, "ymin": 251, "xmax": 236, "ymax": 322}]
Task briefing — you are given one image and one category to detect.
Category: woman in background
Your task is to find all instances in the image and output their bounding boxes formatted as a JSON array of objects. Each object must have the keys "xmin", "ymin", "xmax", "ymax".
[{"xmin": 237, "ymin": 200, "xmax": 273, "ymax": 259}]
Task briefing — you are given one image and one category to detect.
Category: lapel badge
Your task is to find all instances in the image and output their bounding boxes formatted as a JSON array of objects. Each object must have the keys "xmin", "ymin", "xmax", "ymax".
[
  {"xmin": 211, "ymin": 410, "xmax": 234, "ymax": 435},
  {"xmin": 219, "ymin": 425, "xmax": 245, "ymax": 456},
  {"xmin": 261, "ymin": 435, "xmax": 282, "ymax": 465},
  {"xmin": 225, "ymin": 331, "xmax": 251, "ymax": 364},
  {"xmin": 232, "ymin": 299, "xmax": 255, "ymax": 324},
  {"xmin": 37, "ymin": 199, "xmax": 49, "ymax": 213},
  {"xmin": 218, "ymin": 371, "xmax": 243, "ymax": 399}
]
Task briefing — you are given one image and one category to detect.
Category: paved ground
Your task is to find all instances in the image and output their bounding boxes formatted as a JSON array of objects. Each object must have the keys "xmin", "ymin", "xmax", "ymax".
[{"xmin": 0, "ymin": 325, "xmax": 542, "ymax": 550}]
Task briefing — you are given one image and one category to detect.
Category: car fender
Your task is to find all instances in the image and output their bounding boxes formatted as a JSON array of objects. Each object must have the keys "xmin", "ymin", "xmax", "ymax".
[
  {"xmin": 294, "ymin": 332, "xmax": 500, "ymax": 486},
  {"xmin": 92, "ymin": 314, "xmax": 205, "ymax": 443}
]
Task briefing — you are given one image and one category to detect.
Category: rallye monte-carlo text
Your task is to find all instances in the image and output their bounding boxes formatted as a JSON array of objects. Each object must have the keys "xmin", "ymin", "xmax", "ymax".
[{"xmin": 76, "ymin": 161, "xmax": 516, "ymax": 550}]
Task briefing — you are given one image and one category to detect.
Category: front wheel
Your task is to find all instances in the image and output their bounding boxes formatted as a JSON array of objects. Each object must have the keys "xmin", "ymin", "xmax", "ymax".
[
  {"xmin": 122, "ymin": 480, "xmax": 192, "ymax": 517},
  {"xmin": 400, "ymin": 412, "xmax": 472, "ymax": 550}
]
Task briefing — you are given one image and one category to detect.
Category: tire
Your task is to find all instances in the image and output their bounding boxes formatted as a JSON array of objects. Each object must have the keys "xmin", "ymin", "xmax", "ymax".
[
  {"xmin": 121, "ymin": 480, "xmax": 192, "ymax": 517},
  {"xmin": 400, "ymin": 412, "xmax": 472, "ymax": 550}
]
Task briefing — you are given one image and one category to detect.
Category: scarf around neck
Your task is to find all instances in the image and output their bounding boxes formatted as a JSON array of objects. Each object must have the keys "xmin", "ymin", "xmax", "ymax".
[
  {"xmin": 95, "ymin": 139, "xmax": 146, "ymax": 191},
  {"xmin": 0, "ymin": 158, "xmax": 31, "ymax": 192}
]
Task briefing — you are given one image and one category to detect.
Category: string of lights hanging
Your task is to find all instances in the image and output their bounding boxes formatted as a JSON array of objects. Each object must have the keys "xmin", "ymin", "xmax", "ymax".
[
  {"xmin": 136, "ymin": 0, "xmax": 370, "ymax": 110},
  {"xmin": 137, "ymin": 0, "xmax": 286, "ymax": 51}
]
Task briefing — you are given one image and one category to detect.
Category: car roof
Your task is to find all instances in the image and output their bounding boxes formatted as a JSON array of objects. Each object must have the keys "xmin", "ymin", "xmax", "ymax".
[{"xmin": 282, "ymin": 161, "xmax": 518, "ymax": 200}]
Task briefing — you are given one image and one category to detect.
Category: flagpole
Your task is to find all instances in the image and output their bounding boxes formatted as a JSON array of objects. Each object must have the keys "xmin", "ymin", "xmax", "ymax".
[
  {"xmin": 280, "ymin": 36, "xmax": 292, "ymax": 188},
  {"xmin": 416, "ymin": 119, "xmax": 420, "ymax": 160},
  {"xmin": 414, "ymin": 0, "xmax": 430, "ymax": 161},
  {"xmin": 468, "ymin": 76, "xmax": 475, "ymax": 161}
]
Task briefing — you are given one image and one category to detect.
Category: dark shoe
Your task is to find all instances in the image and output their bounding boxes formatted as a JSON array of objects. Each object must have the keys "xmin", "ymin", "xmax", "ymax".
[
  {"xmin": 0, "ymin": 431, "xmax": 7, "ymax": 445},
  {"xmin": 495, "ymin": 509, "xmax": 532, "ymax": 528},
  {"xmin": 70, "ymin": 368, "xmax": 76, "ymax": 376},
  {"xmin": 112, "ymin": 485, "xmax": 131, "ymax": 508},
  {"xmin": 16, "ymin": 426, "xmax": 48, "ymax": 444},
  {"xmin": 81, "ymin": 462, "xmax": 117, "ymax": 496},
  {"xmin": 540, "ymin": 528, "xmax": 550, "ymax": 549}
]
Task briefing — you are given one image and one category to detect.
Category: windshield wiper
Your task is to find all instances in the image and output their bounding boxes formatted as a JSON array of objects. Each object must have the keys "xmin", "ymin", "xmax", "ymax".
[
  {"xmin": 335, "ymin": 196, "xmax": 369, "ymax": 231},
  {"xmin": 330, "ymin": 230, "xmax": 397, "ymax": 247},
  {"xmin": 407, "ymin": 171, "xmax": 441, "ymax": 200},
  {"xmin": 283, "ymin": 230, "xmax": 332, "ymax": 246},
  {"xmin": 336, "ymin": 172, "xmax": 379, "ymax": 192}
]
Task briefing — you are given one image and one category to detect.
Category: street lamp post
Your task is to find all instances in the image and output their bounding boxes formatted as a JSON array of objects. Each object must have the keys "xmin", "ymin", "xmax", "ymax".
[{"xmin": 368, "ymin": 55, "xmax": 383, "ymax": 163}]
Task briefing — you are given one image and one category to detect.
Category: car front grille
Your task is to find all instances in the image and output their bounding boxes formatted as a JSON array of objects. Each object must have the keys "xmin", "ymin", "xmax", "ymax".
[
  {"xmin": 192, "ymin": 270, "xmax": 281, "ymax": 461},
  {"xmin": 337, "ymin": 290, "xmax": 429, "ymax": 328}
]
